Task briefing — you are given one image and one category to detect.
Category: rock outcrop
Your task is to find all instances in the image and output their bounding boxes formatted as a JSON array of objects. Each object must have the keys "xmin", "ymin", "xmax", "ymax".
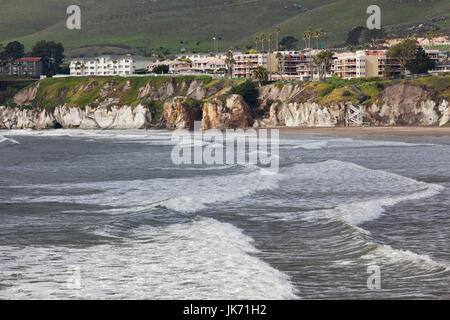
[
  {"xmin": 255, "ymin": 82, "xmax": 449, "ymax": 128},
  {"xmin": 364, "ymin": 83, "xmax": 441, "ymax": 126},
  {"xmin": 162, "ymin": 97, "xmax": 202, "ymax": 130},
  {"xmin": 264, "ymin": 101, "xmax": 345, "ymax": 127},
  {"xmin": 1, "ymin": 76, "xmax": 449, "ymax": 130},
  {"xmin": 0, "ymin": 104, "xmax": 151, "ymax": 129},
  {"xmin": 202, "ymin": 95, "xmax": 253, "ymax": 130}
]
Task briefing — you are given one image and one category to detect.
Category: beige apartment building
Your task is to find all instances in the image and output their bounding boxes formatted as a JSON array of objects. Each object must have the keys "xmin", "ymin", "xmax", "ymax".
[
  {"xmin": 333, "ymin": 50, "xmax": 403, "ymax": 79},
  {"xmin": 147, "ymin": 59, "xmax": 192, "ymax": 74},
  {"xmin": 232, "ymin": 53, "xmax": 278, "ymax": 78},
  {"xmin": 191, "ymin": 57, "xmax": 226, "ymax": 73}
]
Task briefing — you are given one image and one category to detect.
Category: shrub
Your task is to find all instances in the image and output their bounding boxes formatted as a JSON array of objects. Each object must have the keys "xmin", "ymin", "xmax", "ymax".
[
  {"xmin": 230, "ymin": 79, "xmax": 258, "ymax": 106},
  {"xmin": 152, "ymin": 65, "xmax": 170, "ymax": 74}
]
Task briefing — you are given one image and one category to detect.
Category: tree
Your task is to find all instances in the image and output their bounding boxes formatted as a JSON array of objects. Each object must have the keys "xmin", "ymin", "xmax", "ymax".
[
  {"xmin": 260, "ymin": 34, "xmax": 266, "ymax": 53},
  {"xmin": 275, "ymin": 27, "xmax": 281, "ymax": 51},
  {"xmin": 302, "ymin": 31, "xmax": 309, "ymax": 49},
  {"xmin": 362, "ymin": 27, "xmax": 385, "ymax": 49},
  {"xmin": 253, "ymin": 66, "xmax": 269, "ymax": 84},
  {"xmin": 383, "ymin": 65, "xmax": 395, "ymax": 79},
  {"xmin": 230, "ymin": 79, "xmax": 259, "ymax": 106},
  {"xmin": 1, "ymin": 41, "xmax": 25, "ymax": 60},
  {"xmin": 225, "ymin": 50, "xmax": 236, "ymax": 79},
  {"xmin": 275, "ymin": 52, "xmax": 283, "ymax": 77},
  {"xmin": 406, "ymin": 46, "xmax": 436, "ymax": 75},
  {"xmin": 313, "ymin": 50, "xmax": 334, "ymax": 80},
  {"xmin": 254, "ymin": 35, "xmax": 260, "ymax": 52},
  {"xmin": 31, "ymin": 40, "xmax": 65, "ymax": 76},
  {"xmin": 314, "ymin": 29, "xmax": 324, "ymax": 50},
  {"xmin": 267, "ymin": 34, "xmax": 273, "ymax": 53},
  {"xmin": 306, "ymin": 26, "xmax": 314, "ymax": 49},
  {"xmin": 346, "ymin": 26, "xmax": 365, "ymax": 46},
  {"xmin": 246, "ymin": 59, "xmax": 253, "ymax": 79},
  {"xmin": 426, "ymin": 29, "xmax": 436, "ymax": 46},
  {"xmin": 280, "ymin": 36, "xmax": 298, "ymax": 50},
  {"xmin": 387, "ymin": 39, "xmax": 419, "ymax": 73},
  {"xmin": 152, "ymin": 65, "xmax": 169, "ymax": 74}
]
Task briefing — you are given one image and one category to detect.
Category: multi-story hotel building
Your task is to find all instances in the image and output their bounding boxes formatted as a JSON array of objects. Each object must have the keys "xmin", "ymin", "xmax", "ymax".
[
  {"xmin": 332, "ymin": 50, "xmax": 403, "ymax": 79},
  {"xmin": 232, "ymin": 53, "xmax": 268, "ymax": 79},
  {"xmin": 69, "ymin": 55, "xmax": 154, "ymax": 76},
  {"xmin": 332, "ymin": 51, "xmax": 370, "ymax": 79},
  {"xmin": 277, "ymin": 52, "xmax": 304, "ymax": 77},
  {"xmin": 0, "ymin": 57, "xmax": 43, "ymax": 77}
]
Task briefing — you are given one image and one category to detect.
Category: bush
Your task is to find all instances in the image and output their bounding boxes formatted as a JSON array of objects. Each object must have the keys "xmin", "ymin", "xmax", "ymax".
[
  {"xmin": 230, "ymin": 80, "xmax": 258, "ymax": 106},
  {"xmin": 152, "ymin": 65, "xmax": 170, "ymax": 74},
  {"xmin": 342, "ymin": 90, "xmax": 352, "ymax": 96}
]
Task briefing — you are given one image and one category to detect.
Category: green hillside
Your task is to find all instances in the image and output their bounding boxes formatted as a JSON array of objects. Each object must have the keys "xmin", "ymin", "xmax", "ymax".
[{"xmin": 0, "ymin": 0, "xmax": 449, "ymax": 54}]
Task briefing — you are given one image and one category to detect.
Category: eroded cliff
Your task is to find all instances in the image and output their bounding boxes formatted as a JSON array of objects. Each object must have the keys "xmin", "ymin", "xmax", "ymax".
[{"xmin": 1, "ymin": 75, "xmax": 449, "ymax": 130}]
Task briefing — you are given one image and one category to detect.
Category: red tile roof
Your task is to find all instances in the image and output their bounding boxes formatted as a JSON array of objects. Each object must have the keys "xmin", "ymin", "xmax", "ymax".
[{"xmin": 0, "ymin": 57, "xmax": 42, "ymax": 62}]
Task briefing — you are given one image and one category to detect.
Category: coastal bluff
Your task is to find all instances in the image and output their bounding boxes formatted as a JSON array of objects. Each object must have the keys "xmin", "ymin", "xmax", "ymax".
[{"xmin": 0, "ymin": 75, "xmax": 449, "ymax": 130}]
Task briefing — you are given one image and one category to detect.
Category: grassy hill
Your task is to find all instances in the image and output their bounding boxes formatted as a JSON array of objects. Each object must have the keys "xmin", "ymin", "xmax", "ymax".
[{"xmin": 0, "ymin": 0, "xmax": 449, "ymax": 54}]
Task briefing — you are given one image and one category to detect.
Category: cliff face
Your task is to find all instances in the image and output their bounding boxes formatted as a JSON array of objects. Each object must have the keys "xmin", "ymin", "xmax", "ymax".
[
  {"xmin": 162, "ymin": 97, "xmax": 202, "ymax": 130},
  {"xmin": 1, "ymin": 75, "xmax": 449, "ymax": 130},
  {"xmin": 254, "ymin": 81, "xmax": 449, "ymax": 128},
  {"xmin": 202, "ymin": 95, "xmax": 253, "ymax": 130},
  {"xmin": 0, "ymin": 104, "xmax": 152, "ymax": 130},
  {"xmin": 364, "ymin": 83, "xmax": 446, "ymax": 126}
]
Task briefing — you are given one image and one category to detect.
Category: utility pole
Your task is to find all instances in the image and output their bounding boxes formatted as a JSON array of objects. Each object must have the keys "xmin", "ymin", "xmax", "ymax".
[
  {"xmin": 217, "ymin": 37, "xmax": 222, "ymax": 54},
  {"xmin": 213, "ymin": 37, "xmax": 216, "ymax": 55}
]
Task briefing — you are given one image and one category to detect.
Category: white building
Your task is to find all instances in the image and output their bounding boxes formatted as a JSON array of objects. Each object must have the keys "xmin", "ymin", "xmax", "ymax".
[
  {"xmin": 332, "ymin": 51, "xmax": 369, "ymax": 79},
  {"xmin": 69, "ymin": 55, "xmax": 155, "ymax": 76},
  {"xmin": 430, "ymin": 63, "xmax": 450, "ymax": 74},
  {"xmin": 182, "ymin": 54, "xmax": 210, "ymax": 62}
]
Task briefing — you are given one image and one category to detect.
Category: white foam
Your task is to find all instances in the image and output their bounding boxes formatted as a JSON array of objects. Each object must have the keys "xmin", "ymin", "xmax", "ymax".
[
  {"xmin": 279, "ymin": 137, "xmax": 434, "ymax": 150},
  {"xmin": 0, "ymin": 135, "xmax": 20, "ymax": 146},
  {"xmin": 10, "ymin": 166, "xmax": 280, "ymax": 214},
  {"xmin": 361, "ymin": 244, "xmax": 449, "ymax": 274},
  {"xmin": 327, "ymin": 183, "xmax": 443, "ymax": 226},
  {"xmin": 0, "ymin": 218, "xmax": 297, "ymax": 300}
]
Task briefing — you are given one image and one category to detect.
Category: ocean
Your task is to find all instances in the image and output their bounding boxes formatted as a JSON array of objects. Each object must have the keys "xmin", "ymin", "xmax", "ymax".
[{"xmin": 0, "ymin": 129, "xmax": 449, "ymax": 299}]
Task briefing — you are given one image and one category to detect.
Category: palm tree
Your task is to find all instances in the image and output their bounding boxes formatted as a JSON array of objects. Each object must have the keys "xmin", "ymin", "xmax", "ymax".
[
  {"xmin": 80, "ymin": 63, "xmax": 87, "ymax": 75},
  {"xmin": 306, "ymin": 26, "xmax": 314, "ymax": 49},
  {"xmin": 314, "ymin": 29, "xmax": 324, "ymax": 50},
  {"xmin": 426, "ymin": 29, "xmax": 436, "ymax": 47},
  {"xmin": 260, "ymin": 34, "xmax": 267, "ymax": 53},
  {"xmin": 267, "ymin": 34, "xmax": 273, "ymax": 53},
  {"xmin": 313, "ymin": 50, "xmax": 333, "ymax": 80},
  {"xmin": 275, "ymin": 27, "xmax": 281, "ymax": 51},
  {"xmin": 275, "ymin": 52, "xmax": 283, "ymax": 79},
  {"xmin": 302, "ymin": 31, "xmax": 309, "ymax": 49},
  {"xmin": 246, "ymin": 59, "xmax": 253, "ymax": 79},
  {"xmin": 253, "ymin": 65, "xmax": 269, "ymax": 84},
  {"xmin": 254, "ymin": 35, "xmax": 260, "ymax": 52},
  {"xmin": 225, "ymin": 50, "xmax": 236, "ymax": 79}
]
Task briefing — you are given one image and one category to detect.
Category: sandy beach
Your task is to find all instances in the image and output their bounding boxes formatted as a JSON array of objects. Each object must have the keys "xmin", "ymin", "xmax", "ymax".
[{"xmin": 273, "ymin": 126, "xmax": 450, "ymax": 137}]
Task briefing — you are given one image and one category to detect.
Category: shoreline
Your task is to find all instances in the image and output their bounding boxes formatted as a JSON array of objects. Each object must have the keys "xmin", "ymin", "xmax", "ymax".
[
  {"xmin": 2, "ymin": 126, "xmax": 450, "ymax": 137},
  {"xmin": 271, "ymin": 126, "xmax": 450, "ymax": 137}
]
